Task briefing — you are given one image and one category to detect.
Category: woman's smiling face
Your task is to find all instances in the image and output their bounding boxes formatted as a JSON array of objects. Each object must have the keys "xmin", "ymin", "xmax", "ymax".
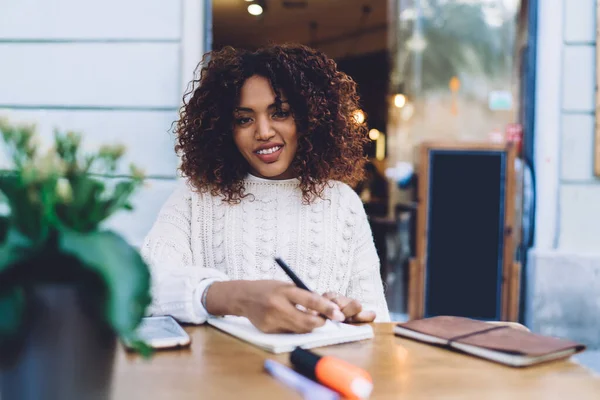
[{"xmin": 232, "ymin": 75, "xmax": 298, "ymax": 180}]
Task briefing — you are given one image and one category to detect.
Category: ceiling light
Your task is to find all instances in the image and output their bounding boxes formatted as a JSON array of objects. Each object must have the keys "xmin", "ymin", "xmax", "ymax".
[{"xmin": 248, "ymin": 4, "xmax": 263, "ymax": 16}]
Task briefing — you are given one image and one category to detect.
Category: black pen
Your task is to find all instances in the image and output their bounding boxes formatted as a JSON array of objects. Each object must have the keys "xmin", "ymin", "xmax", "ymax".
[
  {"xmin": 274, "ymin": 257, "xmax": 343, "ymax": 325},
  {"xmin": 275, "ymin": 257, "xmax": 312, "ymax": 291}
]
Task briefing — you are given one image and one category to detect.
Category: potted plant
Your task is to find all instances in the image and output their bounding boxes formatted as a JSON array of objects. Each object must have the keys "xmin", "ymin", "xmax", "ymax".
[{"xmin": 0, "ymin": 120, "xmax": 151, "ymax": 400}]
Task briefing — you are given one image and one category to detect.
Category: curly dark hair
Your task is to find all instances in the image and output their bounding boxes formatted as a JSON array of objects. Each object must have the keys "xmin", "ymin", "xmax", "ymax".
[{"xmin": 175, "ymin": 43, "xmax": 369, "ymax": 203}]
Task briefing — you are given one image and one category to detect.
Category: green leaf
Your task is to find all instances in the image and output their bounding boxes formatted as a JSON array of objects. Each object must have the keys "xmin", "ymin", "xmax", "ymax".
[
  {"xmin": 100, "ymin": 180, "xmax": 139, "ymax": 220},
  {"xmin": 56, "ymin": 175, "xmax": 105, "ymax": 231},
  {"xmin": 122, "ymin": 337, "xmax": 153, "ymax": 358},
  {"xmin": 59, "ymin": 230, "xmax": 151, "ymax": 337},
  {"xmin": 0, "ymin": 173, "xmax": 48, "ymax": 242},
  {"xmin": 0, "ymin": 228, "xmax": 34, "ymax": 276}
]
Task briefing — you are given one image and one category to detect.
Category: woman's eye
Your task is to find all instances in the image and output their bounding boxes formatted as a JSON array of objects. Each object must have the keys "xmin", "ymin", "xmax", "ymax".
[
  {"xmin": 235, "ymin": 117, "xmax": 252, "ymax": 125},
  {"xmin": 273, "ymin": 110, "xmax": 290, "ymax": 119}
]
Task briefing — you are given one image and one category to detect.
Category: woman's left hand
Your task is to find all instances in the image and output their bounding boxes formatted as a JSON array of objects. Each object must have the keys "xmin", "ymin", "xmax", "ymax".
[{"xmin": 322, "ymin": 292, "xmax": 376, "ymax": 323}]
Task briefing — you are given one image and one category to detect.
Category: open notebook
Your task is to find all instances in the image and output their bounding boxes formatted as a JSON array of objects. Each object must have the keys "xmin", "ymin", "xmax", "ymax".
[
  {"xmin": 207, "ymin": 316, "xmax": 374, "ymax": 353},
  {"xmin": 394, "ymin": 316, "xmax": 586, "ymax": 367}
]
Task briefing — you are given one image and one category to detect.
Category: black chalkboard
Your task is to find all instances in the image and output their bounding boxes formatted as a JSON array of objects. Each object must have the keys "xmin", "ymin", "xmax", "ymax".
[{"xmin": 423, "ymin": 150, "xmax": 507, "ymax": 320}]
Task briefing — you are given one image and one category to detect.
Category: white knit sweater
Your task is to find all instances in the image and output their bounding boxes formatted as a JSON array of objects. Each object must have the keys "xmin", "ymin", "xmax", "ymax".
[{"xmin": 141, "ymin": 174, "xmax": 390, "ymax": 324}]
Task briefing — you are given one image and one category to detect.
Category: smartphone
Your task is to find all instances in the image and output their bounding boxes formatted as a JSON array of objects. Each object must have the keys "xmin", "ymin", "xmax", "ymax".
[{"xmin": 123, "ymin": 316, "xmax": 191, "ymax": 349}]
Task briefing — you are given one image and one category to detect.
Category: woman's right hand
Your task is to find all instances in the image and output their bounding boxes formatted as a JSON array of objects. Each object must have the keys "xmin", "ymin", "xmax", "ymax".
[{"xmin": 205, "ymin": 280, "xmax": 345, "ymax": 333}]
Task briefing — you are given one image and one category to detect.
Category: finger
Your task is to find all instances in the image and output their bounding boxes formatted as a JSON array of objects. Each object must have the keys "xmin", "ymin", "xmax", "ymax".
[
  {"xmin": 337, "ymin": 298, "xmax": 360, "ymax": 319},
  {"xmin": 282, "ymin": 303, "xmax": 327, "ymax": 333},
  {"xmin": 322, "ymin": 292, "xmax": 339, "ymax": 301},
  {"xmin": 322, "ymin": 292, "xmax": 352, "ymax": 309},
  {"xmin": 286, "ymin": 288, "xmax": 345, "ymax": 322},
  {"xmin": 294, "ymin": 304, "xmax": 319, "ymax": 316},
  {"xmin": 348, "ymin": 310, "xmax": 376, "ymax": 323}
]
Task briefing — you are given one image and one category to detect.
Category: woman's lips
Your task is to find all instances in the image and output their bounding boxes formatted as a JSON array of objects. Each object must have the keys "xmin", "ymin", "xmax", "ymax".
[{"xmin": 254, "ymin": 145, "xmax": 283, "ymax": 163}]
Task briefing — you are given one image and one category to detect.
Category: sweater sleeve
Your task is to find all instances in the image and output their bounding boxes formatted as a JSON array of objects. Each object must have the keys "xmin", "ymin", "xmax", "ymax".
[
  {"xmin": 140, "ymin": 182, "xmax": 229, "ymax": 324},
  {"xmin": 345, "ymin": 190, "xmax": 391, "ymax": 322}
]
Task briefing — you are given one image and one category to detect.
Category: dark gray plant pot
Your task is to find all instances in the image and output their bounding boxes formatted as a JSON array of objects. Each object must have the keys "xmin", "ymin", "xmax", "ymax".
[{"xmin": 0, "ymin": 285, "xmax": 116, "ymax": 400}]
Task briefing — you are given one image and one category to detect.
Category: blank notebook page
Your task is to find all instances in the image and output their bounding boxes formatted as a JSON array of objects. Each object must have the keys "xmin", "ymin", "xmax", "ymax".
[{"xmin": 207, "ymin": 316, "xmax": 374, "ymax": 353}]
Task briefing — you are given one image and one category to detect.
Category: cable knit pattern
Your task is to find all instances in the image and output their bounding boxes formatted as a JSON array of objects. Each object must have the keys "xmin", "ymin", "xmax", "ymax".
[{"xmin": 141, "ymin": 174, "xmax": 390, "ymax": 324}]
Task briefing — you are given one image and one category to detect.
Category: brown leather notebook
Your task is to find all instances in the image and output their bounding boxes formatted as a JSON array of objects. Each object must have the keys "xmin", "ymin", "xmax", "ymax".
[{"xmin": 394, "ymin": 316, "xmax": 586, "ymax": 367}]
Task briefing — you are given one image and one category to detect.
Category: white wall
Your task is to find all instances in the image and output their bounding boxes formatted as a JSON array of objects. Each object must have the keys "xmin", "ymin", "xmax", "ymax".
[
  {"xmin": 528, "ymin": 0, "xmax": 600, "ymax": 348},
  {"xmin": 0, "ymin": 0, "xmax": 207, "ymax": 247},
  {"xmin": 534, "ymin": 0, "xmax": 598, "ymax": 253},
  {"xmin": 558, "ymin": 0, "xmax": 600, "ymax": 253},
  {"xmin": 557, "ymin": 0, "xmax": 599, "ymax": 252}
]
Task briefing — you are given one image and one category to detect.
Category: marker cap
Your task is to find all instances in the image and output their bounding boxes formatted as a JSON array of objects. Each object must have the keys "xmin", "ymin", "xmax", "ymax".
[{"xmin": 290, "ymin": 346, "xmax": 321, "ymax": 380}]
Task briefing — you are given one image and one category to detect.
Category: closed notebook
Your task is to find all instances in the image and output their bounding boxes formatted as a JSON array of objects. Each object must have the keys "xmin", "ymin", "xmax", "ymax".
[
  {"xmin": 207, "ymin": 316, "xmax": 374, "ymax": 354},
  {"xmin": 394, "ymin": 316, "xmax": 586, "ymax": 367}
]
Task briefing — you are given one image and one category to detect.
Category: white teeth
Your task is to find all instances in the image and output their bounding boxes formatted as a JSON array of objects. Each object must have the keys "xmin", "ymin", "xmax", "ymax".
[{"xmin": 256, "ymin": 146, "xmax": 282, "ymax": 155}]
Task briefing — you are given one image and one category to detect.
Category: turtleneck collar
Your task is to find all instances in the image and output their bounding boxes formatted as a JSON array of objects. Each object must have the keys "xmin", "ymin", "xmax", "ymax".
[{"xmin": 245, "ymin": 173, "xmax": 300, "ymax": 185}]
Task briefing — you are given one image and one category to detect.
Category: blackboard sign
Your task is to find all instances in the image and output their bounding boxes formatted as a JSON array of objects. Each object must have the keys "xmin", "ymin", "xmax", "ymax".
[{"xmin": 410, "ymin": 142, "xmax": 519, "ymax": 321}]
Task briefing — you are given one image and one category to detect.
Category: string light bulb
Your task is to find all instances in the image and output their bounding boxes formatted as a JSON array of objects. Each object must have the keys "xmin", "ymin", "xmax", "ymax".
[
  {"xmin": 353, "ymin": 109, "xmax": 366, "ymax": 124},
  {"xmin": 368, "ymin": 129, "xmax": 380, "ymax": 140},
  {"xmin": 247, "ymin": 3, "xmax": 263, "ymax": 15},
  {"xmin": 394, "ymin": 94, "xmax": 406, "ymax": 108}
]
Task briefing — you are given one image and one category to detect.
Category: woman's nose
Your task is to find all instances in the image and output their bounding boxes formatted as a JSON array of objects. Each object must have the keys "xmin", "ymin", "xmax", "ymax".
[{"xmin": 255, "ymin": 116, "xmax": 275, "ymax": 141}]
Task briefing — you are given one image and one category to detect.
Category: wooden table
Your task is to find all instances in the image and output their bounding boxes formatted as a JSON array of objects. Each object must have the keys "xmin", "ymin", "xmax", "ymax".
[{"xmin": 112, "ymin": 323, "xmax": 600, "ymax": 399}]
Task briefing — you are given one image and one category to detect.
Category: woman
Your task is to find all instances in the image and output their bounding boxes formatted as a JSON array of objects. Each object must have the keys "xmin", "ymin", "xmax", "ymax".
[{"xmin": 142, "ymin": 44, "xmax": 390, "ymax": 334}]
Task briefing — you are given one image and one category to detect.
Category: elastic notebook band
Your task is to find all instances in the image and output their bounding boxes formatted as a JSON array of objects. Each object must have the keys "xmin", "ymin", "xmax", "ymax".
[{"xmin": 447, "ymin": 325, "xmax": 510, "ymax": 345}]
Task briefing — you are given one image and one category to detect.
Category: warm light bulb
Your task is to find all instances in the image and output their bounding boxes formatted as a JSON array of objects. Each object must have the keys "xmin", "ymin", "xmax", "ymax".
[
  {"xmin": 394, "ymin": 94, "xmax": 406, "ymax": 108},
  {"xmin": 368, "ymin": 129, "xmax": 380, "ymax": 140},
  {"xmin": 353, "ymin": 109, "xmax": 365, "ymax": 124},
  {"xmin": 247, "ymin": 4, "xmax": 263, "ymax": 15}
]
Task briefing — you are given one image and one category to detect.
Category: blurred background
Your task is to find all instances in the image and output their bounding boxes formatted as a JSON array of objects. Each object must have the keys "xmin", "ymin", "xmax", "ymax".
[{"xmin": 0, "ymin": 0, "xmax": 598, "ymax": 355}]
